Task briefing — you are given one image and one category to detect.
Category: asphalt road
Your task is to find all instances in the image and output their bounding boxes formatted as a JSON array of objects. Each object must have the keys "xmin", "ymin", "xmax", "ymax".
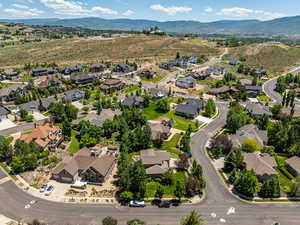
[{"xmin": 1, "ymin": 102, "xmax": 300, "ymax": 225}]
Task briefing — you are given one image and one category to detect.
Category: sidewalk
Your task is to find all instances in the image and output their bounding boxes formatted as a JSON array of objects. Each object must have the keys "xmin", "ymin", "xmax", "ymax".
[{"xmin": 0, "ymin": 214, "xmax": 17, "ymax": 225}]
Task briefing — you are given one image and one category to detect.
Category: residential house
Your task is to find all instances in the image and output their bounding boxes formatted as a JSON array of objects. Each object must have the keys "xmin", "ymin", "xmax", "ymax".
[
  {"xmin": 122, "ymin": 96, "xmax": 144, "ymax": 108},
  {"xmin": 240, "ymin": 79, "xmax": 252, "ymax": 86},
  {"xmin": 60, "ymin": 65, "xmax": 83, "ymax": 75},
  {"xmin": 148, "ymin": 87, "xmax": 168, "ymax": 99},
  {"xmin": 193, "ymin": 66, "xmax": 225, "ymax": 80},
  {"xmin": 286, "ymin": 156, "xmax": 300, "ymax": 177},
  {"xmin": 63, "ymin": 90, "xmax": 85, "ymax": 102},
  {"xmin": 0, "ymin": 84, "xmax": 26, "ymax": 102},
  {"xmin": 175, "ymin": 99, "xmax": 203, "ymax": 119},
  {"xmin": 32, "ymin": 68, "xmax": 55, "ymax": 77},
  {"xmin": 71, "ymin": 74, "xmax": 96, "ymax": 85},
  {"xmin": 208, "ymin": 86, "xmax": 238, "ymax": 96},
  {"xmin": 186, "ymin": 98, "xmax": 204, "ymax": 110},
  {"xmin": 19, "ymin": 97, "xmax": 56, "ymax": 113},
  {"xmin": 176, "ymin": 76, "xmax": 196, "ymax": 89},
  {"xmin": 99, "ymin": 79, "xmax": 125, "ymax": 92},
  {"xmin": 114, "ymin": 63, "xmax": 134, "ymax": 73},
  {"xmin": 3, "ymin": 69, "xmax": 20, "ymax": 80},
  {"xmin": 51, "ymin": 147, "xmax": 115, "ymax": 183},
  {"xmin": 243, "ymin": 153, "xmax": 277, "ymax": 181},
  {"xmin": 34, "ymin": 77, "xmax": 62, "ymax": 89},
  {"xmin": 246, "ymin": 103, "xmax": 272, "ymax": 118},
  {"xmin": 158, "ymin": 62, "xmax": 172, "ymax": 70},
  {"xmin": 140, "ymin": 149, "xmax": 170, "ymax": 177},
  {"xmin": 230, "ymin": 124, "xmax": 268, "ymax": 149},
  {"xmin": 147, "ymin": 120, "xmax": 171, "ymax": 141},
  {"xmin": 89, "ymin": 64, "xmax": 105, "ymax": 73},
  {"xmin": 251, "ymin": 68, "xmax": 267, "ymax": 78},
  {"xmin": 137, "ymin": 70, "xmax": 156, "ymax": 79},
  {"xmin": 229, "ymin": 58, "xmax": 238, "ymax": 66},
  {"xmin": 245, "ymin": 85, "xmax": 262, "ymax": 97},
  {"xmin": 0, "ymin": 105, "xmax": 10, "ymax": 121},
  {"xmin": 20, "ymin": 123, "xmax": 63, "ymax": 150},
  {"xmin": 73, "ymin": 109, "xmax": 122, "ymax": 128}
]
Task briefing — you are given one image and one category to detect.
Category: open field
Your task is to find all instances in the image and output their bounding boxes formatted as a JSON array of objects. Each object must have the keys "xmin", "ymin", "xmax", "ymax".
[
  {"xmin": 0, "ymin": 35, "xmax": 220, "ymax": 68},
  {"xmin": 226, "ymin": 43, "xmax": 300, "ymax": 73}
]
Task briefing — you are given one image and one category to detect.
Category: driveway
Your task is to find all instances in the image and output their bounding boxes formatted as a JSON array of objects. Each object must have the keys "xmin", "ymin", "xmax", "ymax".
[
  {"xmin": 0, "ymin": 119, "xmax": 16, "ymax": 131},
  {"xmin": 32, "ymin": 112, "xmax": 47, "ymax": 121},
  {"xmin": 195, "ymin": 115, "xmax": 213, "ymax": 124},
  {"xmin": 72, "ymin": 101, "xmax": 84, "ymax": 110}
]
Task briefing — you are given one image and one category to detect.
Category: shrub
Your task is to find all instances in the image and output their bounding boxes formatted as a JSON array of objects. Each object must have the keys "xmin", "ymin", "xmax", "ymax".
[
  {"xmin": 242, "ymin": 139, "xmax": 260, "ymax": 152},
  {"xmin": 102, "ymin": 216, "xmax": 118, "ymax": 225}
]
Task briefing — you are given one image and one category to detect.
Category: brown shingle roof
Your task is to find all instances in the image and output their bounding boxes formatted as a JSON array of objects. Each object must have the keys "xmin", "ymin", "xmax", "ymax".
[
  {"xmin": 244, "ymin": 153, "xmax": 277, "ymax": 177},
  {"xmin": 140, "ymin": 149, "xmax": 170, "ymax": 165},
  {"xmin": 286, "ymin": 156, "xmax": 300, "ymax": 174},
  {"xmin": 52, "ymin": 148, "xmax": 115, "ymax": 179},
  {"xmin": 87, "ymin": 155, "xmax": 115, "ymax": 177}
]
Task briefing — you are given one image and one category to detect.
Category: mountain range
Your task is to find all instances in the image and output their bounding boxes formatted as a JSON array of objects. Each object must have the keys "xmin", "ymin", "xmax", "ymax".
[{"xmin": 1, "ymin": 16, "xmax": 300, "ymax": 35}]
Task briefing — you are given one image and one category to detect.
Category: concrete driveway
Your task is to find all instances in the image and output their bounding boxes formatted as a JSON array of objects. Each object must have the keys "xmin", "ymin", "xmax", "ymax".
[
  {"xmin": 72, "ymin": 101, "xmax": 84, "ymax": 110},
  {"xmin": 0, "ymin": 119, "xmax": 16, "ymax": 130},
  {"xmin": 32, "ymin": 112, "xmax": 47, "ymax": 121},
  {"xmin": 195, "ymin": 115, "xmax": 213, "ymax": 124}
]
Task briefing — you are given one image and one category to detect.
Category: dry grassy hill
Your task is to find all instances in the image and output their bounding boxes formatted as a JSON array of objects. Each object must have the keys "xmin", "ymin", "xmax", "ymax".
[
  {"xmin": 0, "ymin": 35, "xmax": 220, "ymax": 68},
  {"xmin": 227, "ymin": 43, "xmax": 300, "ymax": 73}
]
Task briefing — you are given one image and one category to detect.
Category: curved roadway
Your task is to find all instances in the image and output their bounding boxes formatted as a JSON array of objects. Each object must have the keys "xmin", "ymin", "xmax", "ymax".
[
  {"xmin": 263, "ymin": 67, "xmax": 300, "ymax": 105},
  {"xmin": 0, "ymin": 103, "xmax": 300, "ymax": 225}
]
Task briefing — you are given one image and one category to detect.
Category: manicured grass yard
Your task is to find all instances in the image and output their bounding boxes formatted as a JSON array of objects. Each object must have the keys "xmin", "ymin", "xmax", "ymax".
[
  {"xmin": 143, "ymin": 102, "xmax": 196, "ymax": 131},
  {"xmin": 158, "ymin": 133, "xmax": 182, "ymax": 158},
  {"xmin": 123, "ymin": 84, "xmax": 140, "ymax": 94},
  {"xmin": 145, "ymin": 171, "xmax": 186, "ymax": 198},
  {"xmin": 258, "ymin": 95, "xmax": 271, "ymax": 102},
  {"xmin": 67, "ymin": 131, "xmax": 80, "ymax": 153},
  {"xmin": 275, "ymin": 156, "xmax": 294, "ymax": 194},
  {"xmin": 276, "ymin": 168, "xmax": 293, "ymax": 194}
]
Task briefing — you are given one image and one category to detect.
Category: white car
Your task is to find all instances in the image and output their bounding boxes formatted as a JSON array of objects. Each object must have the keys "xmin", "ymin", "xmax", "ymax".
[
  {"xmin": 44, "ymin": 185, "xmax": 54, "ymax": 196},
  {"xmin": 39, "ymin": 184, "xmax": 48, "ymax": 193},
  {"xmin": 129, "ymin": 200, "xmax": 145, "ymax": 207}
]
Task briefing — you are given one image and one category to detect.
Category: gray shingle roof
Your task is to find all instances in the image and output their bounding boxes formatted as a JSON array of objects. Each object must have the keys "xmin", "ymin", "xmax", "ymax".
[{"xmin": 0, "ymin": 105, "xmax": 10, "ymax": 116}]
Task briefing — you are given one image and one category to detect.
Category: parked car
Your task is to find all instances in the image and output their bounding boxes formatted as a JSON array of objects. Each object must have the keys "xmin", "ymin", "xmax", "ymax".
[
  {"xmin": 129, "ymin": 200, "xmax": 145, "ymax": 207},
  {"xmin": 158, "ymin": 201, "xmax": 171, "ymax": 208},
  {"xmin": 44, "ymin": 185, "xmax": 54, "ymax": 196},
  {"xmin": 39, "ymin": 184, "xmax": 48, "ymax": 193}
]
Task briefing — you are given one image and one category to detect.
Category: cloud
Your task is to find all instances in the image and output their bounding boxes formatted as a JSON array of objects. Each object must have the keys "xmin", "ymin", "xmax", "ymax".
[
  {"xmin": 218, "ymin": 7, "xmax": 285, "ymax": 19},
  {"xmin": 40, "ymin": 0, "xmax": 118, "ymax": 16},
  {"xmin": 92, "ymin": 6, "xmax": 118, "ymax": 15},
  {"xmin": 205, "ymin": 7, "xmax": 213, "ymax": 13},
  {"xmin": 27, "ymin": 0, "xmax": 34, "ymax": 3},
  {"xmin": 150, "ymin": 4, "xmax": 192, "ymax": 16},
  {"xmin": 3, "ymin": 8, "xmax": 43, "ymax": 17},
  {"xmin": 12, "ymin": 4, "xmax": 29, "ymax": 9},
  {"xmin": 122, "ymin": 10, "xmax": 133, "ymax": 16},
  {"xmin": 40, "ymin": 0, "xmax": 89, "ymax": 15}
]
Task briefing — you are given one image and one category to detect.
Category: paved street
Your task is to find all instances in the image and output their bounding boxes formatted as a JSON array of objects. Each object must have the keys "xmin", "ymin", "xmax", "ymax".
[
  {"xmin": 0, "ymin": 102, "xmax": 300, "ymax": 225},
  {"xmin": 263, "ymin": 67, "xmax": 300, "ymax": 107}
]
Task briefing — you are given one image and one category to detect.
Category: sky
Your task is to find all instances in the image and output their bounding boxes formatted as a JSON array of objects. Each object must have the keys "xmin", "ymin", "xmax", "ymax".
[{"xmin": 0, "ymin": 0, "xmax": 299, "ymax": 21}]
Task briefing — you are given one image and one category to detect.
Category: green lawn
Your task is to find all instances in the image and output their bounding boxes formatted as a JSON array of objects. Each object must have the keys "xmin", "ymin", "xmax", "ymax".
[
  {"xmin": 276, "ymin": 156, "xmax": 288, "ymax": 167},
  {"xmin": 143, "ymin": 102, "xmax": 196, "ymax": 131},
  {"xmin": 258, "ymin": 95, "xmax": 271, "ymax": 102},
  {"xmin": 123, "ymin": 85, "xmax": 140, "ymax": 94},
  {"xmin": 276, "ymin": 168, "xmax": 293, "ymax": 194},
  {"xmin": 158, "ymin": 133, "xmax": 182, "ymax": 158},
  {"xmin": 141, "ymin": 74, "xmax": 163, "ymax": 83},
  {"xmin": 145, "ymin": 171, "xmax": 186, "ymax": 198},
  {"xmin": 67, "ymin": 131, "xmax": 80, "ymax": 153}
]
